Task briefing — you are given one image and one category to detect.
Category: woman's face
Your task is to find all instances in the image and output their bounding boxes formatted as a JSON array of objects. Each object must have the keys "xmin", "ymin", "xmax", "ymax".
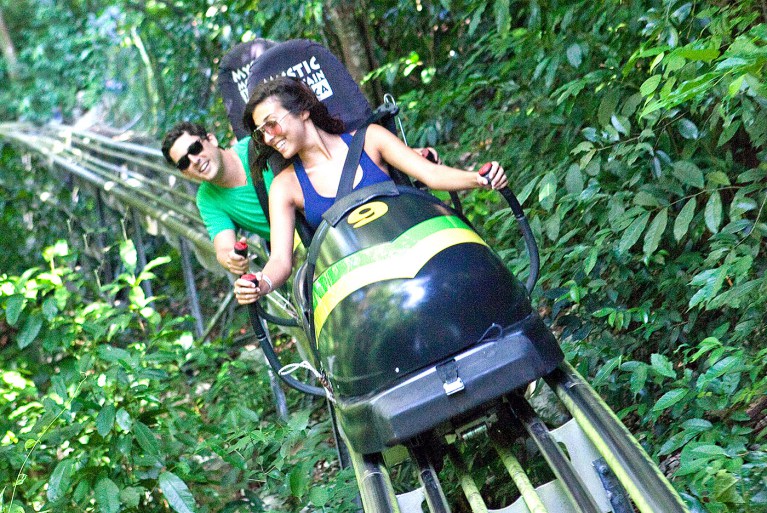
[{"xmin": 251, "ymin": 96, "xmax": 305, "ymax": 158}]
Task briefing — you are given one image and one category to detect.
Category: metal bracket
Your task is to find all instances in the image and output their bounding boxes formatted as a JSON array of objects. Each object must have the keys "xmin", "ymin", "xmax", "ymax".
[{"xmin": 437, "ymin": 359, "xmax": 465, "ymax": 396}]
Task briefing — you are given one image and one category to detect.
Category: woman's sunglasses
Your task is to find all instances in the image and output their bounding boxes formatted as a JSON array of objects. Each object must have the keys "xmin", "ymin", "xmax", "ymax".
[
  {"xmin": 175, "ymin": 139, "xmax": 204, "ymax": 171},
  {"xmin": 252, "ymin": 112, "xmax": 290, "ymax": 141}
]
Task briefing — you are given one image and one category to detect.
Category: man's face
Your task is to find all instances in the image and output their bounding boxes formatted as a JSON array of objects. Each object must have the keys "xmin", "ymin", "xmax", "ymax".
[{"xmin": 168, "ymin": 132, "xmax": 222, "ymax": 182}]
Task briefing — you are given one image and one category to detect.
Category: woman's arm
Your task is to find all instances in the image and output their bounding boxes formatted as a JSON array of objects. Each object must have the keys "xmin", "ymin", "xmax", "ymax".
[
  {"xmin": 366, "ymin": 125, "xmax": 508, "ymax": 191},
  {"xmin": 235, "ymin": 174, "xmax": 297, "ymax": 305}
]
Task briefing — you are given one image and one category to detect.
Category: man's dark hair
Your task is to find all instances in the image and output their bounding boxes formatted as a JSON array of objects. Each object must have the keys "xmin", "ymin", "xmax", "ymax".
[{"xmin": 161, "ymin": 121, "xmax": 208, "ymax": 165}]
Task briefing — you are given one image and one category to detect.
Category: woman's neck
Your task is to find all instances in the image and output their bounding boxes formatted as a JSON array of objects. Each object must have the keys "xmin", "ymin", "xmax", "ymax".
[{"xmin": 297, "ymin": 126, "xmax": 338, "ymax": 169}]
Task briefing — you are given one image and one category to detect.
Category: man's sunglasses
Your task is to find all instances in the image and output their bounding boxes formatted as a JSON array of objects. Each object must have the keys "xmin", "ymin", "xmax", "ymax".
[
  {"xmin": 252, "ymin": 112, "xmax": 290, "ymax": 140},
  {"xmin": 176, "ymin": 139, "xmax": 204, "ymax": 171}
]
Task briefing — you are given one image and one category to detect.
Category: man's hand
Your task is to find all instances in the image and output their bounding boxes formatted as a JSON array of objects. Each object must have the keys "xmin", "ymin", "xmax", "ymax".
[{"xmin": 226, "ymin": 236, "xmax": 249, "ymax": 275}]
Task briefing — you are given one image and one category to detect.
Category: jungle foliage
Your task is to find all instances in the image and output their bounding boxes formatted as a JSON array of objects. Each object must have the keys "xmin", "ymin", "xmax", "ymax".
[{"xmin": 0, "ymin": 1, "xmax": 766, "ymax": 512}]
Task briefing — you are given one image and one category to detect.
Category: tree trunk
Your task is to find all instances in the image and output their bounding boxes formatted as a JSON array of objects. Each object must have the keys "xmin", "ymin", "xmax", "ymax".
[
  {"xmin": 0, "ymin": 8, "xmax": 18, "ymax": 79},
  {"xmin": 323, "ymin": 0, "xmax": 383, "ymax": 105}
]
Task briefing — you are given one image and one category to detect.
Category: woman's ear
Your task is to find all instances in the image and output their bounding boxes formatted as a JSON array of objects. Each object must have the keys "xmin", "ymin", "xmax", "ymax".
[{"xmin": 301, "ymin": 110, "xmax": 310, "ymax": 121}]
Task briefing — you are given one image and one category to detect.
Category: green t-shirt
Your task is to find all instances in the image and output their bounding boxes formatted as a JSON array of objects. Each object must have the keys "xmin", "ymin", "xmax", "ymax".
[{"xmin": 196, "ymin": 137, "xmax": 273, "ymax": 241}]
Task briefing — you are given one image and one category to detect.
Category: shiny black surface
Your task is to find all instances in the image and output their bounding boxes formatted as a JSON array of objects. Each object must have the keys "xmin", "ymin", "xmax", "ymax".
[{"xmin": 312, "ymin": 190, "xmax": 534, "ymax": 398}]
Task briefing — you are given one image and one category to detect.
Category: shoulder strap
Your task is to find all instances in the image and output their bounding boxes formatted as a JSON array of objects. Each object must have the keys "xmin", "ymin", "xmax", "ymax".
[
  {"xmin": 335, "ymin": 126, "xmax": 368, "ymax": 203},
  {"xmin": 248, "ymin": 139, "xmax": 271, "ymax": 227}
]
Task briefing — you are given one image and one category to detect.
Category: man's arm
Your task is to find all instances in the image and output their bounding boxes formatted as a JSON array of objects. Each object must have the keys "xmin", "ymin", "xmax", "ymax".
[{"xmin": 213, "ymin": 230, "xmax": 249, "ymax": 275}]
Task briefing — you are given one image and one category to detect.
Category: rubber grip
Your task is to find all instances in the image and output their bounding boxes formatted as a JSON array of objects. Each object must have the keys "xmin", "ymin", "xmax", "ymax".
[
  {"xmin": 234, "ymin": 240, "xmax": 248, "ymax": 258},
  {"xmin": 479, "ymin": 162, "xmax": 493, "ymax": 176},
  {"xmin": 241, "ymin": 273, "xmax": 258, "ymax": 283},
  {"xmin": 421, "ymin": 148, "xmax": 439, "ymax": 164}
]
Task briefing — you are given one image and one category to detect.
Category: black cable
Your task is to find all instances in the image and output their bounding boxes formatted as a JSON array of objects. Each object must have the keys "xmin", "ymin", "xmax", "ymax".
[{"xmin": 247, "ymin": 303, "xmax": 325, "ymax": 397}]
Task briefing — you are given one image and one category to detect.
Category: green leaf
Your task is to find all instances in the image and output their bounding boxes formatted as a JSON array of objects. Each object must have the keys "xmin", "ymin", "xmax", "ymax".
[
  {"xmin": 95, "ymin": 477, "xmax": 121, "ymax": 513},
  {"xmin": 630, "ymin": 364, "xmax": 648, "ymax": 395},
  {"xmin": 97, "ymin": 345, "xmax": 131, "ymax": 363},
  {"xmin": 288, "ymin": 409, "xmax": 312, "ymax": 432},
  {"xmin": 116, "ymin": 408, "xmax": 133, "ymax": 431},
  {"xmin": 704, "ymin": 191, "xmax": 723, "ymax": 233},
  {"xmin": 706, "ymin": 171, "xmax": 730, "ymax": 186},
  {"xmin": 640, "ymin": 99, "xmax": 662, "ymax": 118},
  {"xmin": 592, "ymin": 356, "xmax": 621, "ymax": 386},
  {"xmin": 650, "ymin": 353, "xmax": 676, "ymax": 379},
  {"xmin": 728, "ymin": 74, "xmax": 746, "ymax": 97},
  {"xmin": 140, "ymin": 255, "xmax": 171, "ymax": 275},
  {"xmin": 689, "ymin": 267, "xmax": 727, "ymax": 309},
  {"xmin": 565, "ymin": 164, "xmax": 583, "ymax": 195},
  {"xmin": 598, "ymin": 89, "xmax": 620, "ymax": 126},
  {"xmin": 682, "ymin": 418, "xmax": 713, "ymax": 431},
  {"xmin": 713, "ymin": 470, "xmax": 744, "ymax": 504},
  {"xmin": 159, "ymin": 472, "xmax": 198, "ymax": 513},
  {"xmin": 610, "ymin": 114, "xmax": 630, "ymax": 135},
  {"xmin": 120, "ymin": 487, "xmax": 144, "ymax": 509},
  {"xmin": 42, "ymin": 297, "xmax": 59, "ymax": 320},
  {"xmin": 96, "ymin": 404, "xmax": 116, "ymax": 437},
  {"xmin": 672, "ymin": 161, "xmax": 704, "ymax": 189},
  {"xmin": 566, "ymin": 43, "xmax": 582, "ymax": 67},
  {"xmin": 677, "ymin": 119, "xmax": 699, "ymax": 140},
  {"xmin": 289, "ymin": 461, "xmax": 313, "ymax": 498},
  {"xmin": 133, "ymin": 421, "xmax": 161, "ymax": 458},
  {"xmin": 618, "ymin": 212, "xmax": 650, "ymax": 254},
  {"xmin": 676, "ymin": 47, "xmax": 720, "ymax": 62},
  {"xmin": 538, "ymin": 172, "xmax": 557, "ymax": 211},
  {"xmin": 5, "ymin": 294, "xmax": 25, "ymax": 326},
  {"xmin": 584, "ymin": 246, "xmax": 598, "ymax": 275},
  {"xmin": 17, "ymin": 311, "xmax": 43, "ymax": 349},
  {"xmin": 652, "ymin": 389, "xmax": 687, "ymax": 412},
  {"xmin": 642, "ymin": 208, "xmax": 668, "ymax": 255},
  {"xmin": 673, "ymin": 198, "xmax": 696, "ymax": 241},
  {"xmin": 718, "ymin": 120, "xmax": 741, "ymax": 146},
  {"xmin": 544, "ymin": 212, "xmax": 560, "ymax": 241},
  {"xmin": 639, "ymin": 75, "xmax": 662, "ymax": 96},
  {"xmin": 493, "ymin": 0, "xmax": 511, "ymax": 35},
  {"xmin": 120, "ymin": 240, "xmax": 138, "ymax": 273},
  {"xmin": 309, "ymin": 486, "xmax": 330, "ymax": 506},
  {"xmin": 634, "ymin": 191, "xmax": 659, "ymax": 207},
  {"xmin": 47, "ymin": 458, "xmax": 74, "ymax": 502},
  {"xmin": 467, "ymin": 3, "xmax": 487, "ymax": 36},
  {"xmin": 690, "ymin": 444, "xmax": 727, "ymax": 456}
]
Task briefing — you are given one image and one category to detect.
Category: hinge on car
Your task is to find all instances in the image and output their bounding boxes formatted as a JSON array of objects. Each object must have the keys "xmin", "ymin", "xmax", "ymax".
[{"xmin": 437, "ymin": 359, "xmax": 464, "ymax": 396}]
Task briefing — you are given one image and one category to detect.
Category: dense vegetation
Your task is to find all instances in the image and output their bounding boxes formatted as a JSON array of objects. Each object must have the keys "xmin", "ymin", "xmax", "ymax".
[{"xmin": 1, "ymin": 1, "xmax": 765, "ymax": 512}]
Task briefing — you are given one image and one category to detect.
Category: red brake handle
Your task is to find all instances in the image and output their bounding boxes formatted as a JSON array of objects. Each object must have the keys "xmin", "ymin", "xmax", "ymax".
[
  {"xmin": 234, "ymin": 240, "xmax": 248, "ymax": 258},
  {"xmin": 241, "ymin": 273, "xmax": 257, "ymax": 284},
  {"xmin": 479, "ymin": 162, "xmax": 493, "ymax": 176},
  {"xmin": 421, "ymin": 148, "xmax": 439, "ymax": 164}
]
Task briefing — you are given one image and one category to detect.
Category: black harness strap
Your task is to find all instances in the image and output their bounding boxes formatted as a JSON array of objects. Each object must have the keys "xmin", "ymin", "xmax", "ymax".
[
  {"xmin": 248, "ymin": 139, "xmax": 272, "ymax": 227},
  {"xmin": 335, "ymin": 125, "xmax": 368, "ymax": 202}
]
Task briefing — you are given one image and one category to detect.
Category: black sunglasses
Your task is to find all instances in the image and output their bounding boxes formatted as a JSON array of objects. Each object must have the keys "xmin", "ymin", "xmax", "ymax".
[{"xmin": 175, "ymin": 139, "xmax": 204, "ymax": 171}]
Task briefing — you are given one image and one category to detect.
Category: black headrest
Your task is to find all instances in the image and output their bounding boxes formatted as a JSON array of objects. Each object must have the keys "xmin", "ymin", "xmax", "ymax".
[
  {"xmin": 218, "ymin": 39, "xmax": 278, "ymax": 139},
  {"xmin": 247, "ymin": 39, "xmax": 372, "ymax": 131}
]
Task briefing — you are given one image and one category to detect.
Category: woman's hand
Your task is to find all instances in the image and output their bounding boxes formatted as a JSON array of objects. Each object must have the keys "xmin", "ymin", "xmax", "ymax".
[
  {"xmin": 476, "ymin": 161, "xmax": 508, "ymax": 190},
  {"xmin": 418, "ymin": 147, "xmax": 443, "ymax": 165},
  {"xmin": 234, "ymin": 272, "xmax": 272, "ymax": 305}
]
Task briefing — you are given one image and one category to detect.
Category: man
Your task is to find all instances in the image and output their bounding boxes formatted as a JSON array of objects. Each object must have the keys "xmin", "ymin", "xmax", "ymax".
[{"xmin": 162, "ymin": 121, "xmax": 270, "ymax": 274}]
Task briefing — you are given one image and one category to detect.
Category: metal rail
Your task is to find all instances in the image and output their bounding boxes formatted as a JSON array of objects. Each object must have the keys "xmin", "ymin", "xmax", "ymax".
[
  {"xmin": 546, "ymin": 362, "xmax": 691, "ymax": 513},
  {"xmin": 0, "ymin": 121, "xmax": 297, "ymax": 337}
]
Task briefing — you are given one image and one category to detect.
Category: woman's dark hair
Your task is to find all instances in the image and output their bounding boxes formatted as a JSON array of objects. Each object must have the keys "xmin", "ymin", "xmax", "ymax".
[{"xmin": 243, "ymin": 76, "xmax": 345, "ymax": 172}]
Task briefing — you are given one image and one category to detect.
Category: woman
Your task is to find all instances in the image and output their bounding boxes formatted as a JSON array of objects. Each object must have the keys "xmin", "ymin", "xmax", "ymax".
[{"xmin": 234, "ymin": 76, "xmax": 507, "ymax": 304}]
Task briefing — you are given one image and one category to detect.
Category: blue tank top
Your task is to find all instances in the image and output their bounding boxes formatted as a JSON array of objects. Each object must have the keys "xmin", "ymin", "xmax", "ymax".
[{"xmin": 293, "ymin": 132, "xmax": 391, "ymax": 229}]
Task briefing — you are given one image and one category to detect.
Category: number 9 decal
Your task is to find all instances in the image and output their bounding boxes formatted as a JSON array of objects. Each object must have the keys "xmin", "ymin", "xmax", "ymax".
[{"xmin": 348, "ymin": 201, "xmax": 388, "ymax": 228}]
